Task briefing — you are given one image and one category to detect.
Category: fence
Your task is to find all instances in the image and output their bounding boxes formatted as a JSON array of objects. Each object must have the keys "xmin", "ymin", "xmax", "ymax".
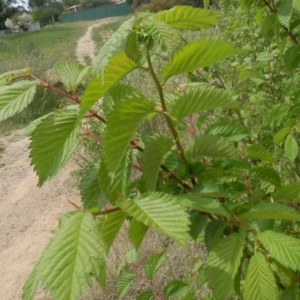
[
  {"xmin": 61, "ymin": 2, "xmax": 130, "ymax": 23},
  {"xmin": 0, "ymin": 29, "xmax": 12, "ymax": 36}
]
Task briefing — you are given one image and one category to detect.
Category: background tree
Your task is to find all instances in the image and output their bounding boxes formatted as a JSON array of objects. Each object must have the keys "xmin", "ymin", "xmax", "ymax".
[{"xmin": 0, "ymin": 0, "xmax": 26, "ymax": 30}]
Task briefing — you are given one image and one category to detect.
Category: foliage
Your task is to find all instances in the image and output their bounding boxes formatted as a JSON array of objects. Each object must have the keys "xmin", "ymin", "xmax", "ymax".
[
  {"xmin": 5, "ymin": 12, "xmax": 32, "ymax": 33},
  {"xmin": 3, "ymin": 2, "xmax": 300, "ymax": 300}
]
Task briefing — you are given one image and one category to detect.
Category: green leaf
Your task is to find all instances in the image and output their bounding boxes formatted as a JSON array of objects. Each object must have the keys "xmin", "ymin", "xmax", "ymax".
[
  {"xmin": 240, "ymin": 203, "xmax": 300, "ymax": 221},
  {"xmin": 103, "ymin": 95, "xmax": 154, "ymax": 172},
  {"xmin": 128, "ymin": 219, "xmax": 149, "ymax": 250},
  {"xmin": 280, "ymin": 283, "xmax": 300, "ymax": 300},
  {"xmin": 293, "ymin": 0, "xmax": 300, "ymax": 12},
  {"xmin": 186, "ymin": 135, "xmax": 238, "ymax": 160},
  {"xmin": 23, "ymin": 112, "xmax": 53, "ymax": 137},
  {"xmin": 125, "ymin": 249, "xmax": 138, "ymax": 264},
  {"xmin": 163, "ymin": 40, "xmax": 238, "ymax": 79},
  {"xmin": 0, "ymin": 80, "xmax": 37, "ymax": 122},
  {"xmin": 117, "ymin": 270, "xmax": 136, "ymax": 297},
  {"xmin": 33, "ymin": 212, "xmax": 106, "ymax": 300},
  {"xmin": 246, "ymin": 144, "xmax": 275, "ymax": 163},
  {"xmin": 179, "ymin": 195, "xmax": 230, "ymax": 217},
  {"xmin": 171, "ymin": 86, "xmax": 238, "ymax": 122},
  {"xmin": 204, "ymin": 220, "xmax": 228, "ymax": 252},
  {"xmin": 283, "ymin": 45, "xmax": 300, "ymax": 72},
  {"xmin": 117, "ymin": 192, "xmax": 190, "ymax": 249},
  {"xmin": 284, "ymin": 134, "xmax": 298, "ymax": 161},
  {"xmin": 142, "ymin": 134, "xmax": 173, "ymax": 191},
  {"xmin": 155, "ymin": 6, "xmax": 220, "ymax": 30},
  {"xmin": 94, "ymin": 18, "xmax": 135, "ymax": 74},
  {"xmin": 144, "ymin": 252, "xmax": 166, "ymax": 280},
  {"xmin": 29, "ymin": 109, "xmax": 79, "ymax": 186},
  {"xmin": 125, "ymin": 31, "xmax": 142, "ymax": 62},
  {"xmin": 79, "ymin": 52, "xmax": 137, "ymax": 118},
  {"xmin": 163, "ymin": 280, "xmax": 189, "ymax": 299},
  {"xmin": 0, "ymin": 68, "xmax": 31, "ymax": 86},
  {"xmin": 22, "ymin": 264, "xmax": 40, "ymax": 300},
  {"xmin": 277, "ymin": 0, "xmax": 293, "ymax": 28},
  {"xmin": 274, "ymin": 127, "xmax": 291, "ymax": 144},
  {"xmin": 206, "ymin": 230, "xmax": 246, "ymax": 300},
  {"xmin": 243, "ymin": 252, "xmax": 278, "ymax": 300},
  {"xmin": 249, "ymin": 166, "xmax": 281, "ymax": 187},
  {"xmin": 136, "ymin": 290, "xmax": 154, "ymax": 300},
  {"xmin": 189, "ymin": 211, "xmax": 208, "ymax": 240},
  {"xmin": 143, "ymin": 19, "xmax": 182, "ymax": 55},
  {"xmin": 54, "ymin": 62, "xmax": 91, "ymax": 92},
  {"xmin": 80, "ymin": 162, "xmax": 107, "ymax": 209},
  {"xmin": 98, "ymin": 210, "xmax": 126, "ymax": 251},
  {"xmin": 273, "ymin": 183, "xmax": 300, "ymax": 202},
  {"xmin": 205, "ymin": 121, "xmax": 248, "ymax": 141},
  {"xmin": 258, "ymin": 230, "xmax": 300, "ymax": 272}
]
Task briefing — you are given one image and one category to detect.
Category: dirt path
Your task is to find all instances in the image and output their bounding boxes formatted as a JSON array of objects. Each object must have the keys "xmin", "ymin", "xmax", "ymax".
[
  {"xmin": 75, "ymin": 18, "xmax": 117, "ymax": 65},
  {"xmin": 0, "ymin": 131, "xmax": 80, "ymax": 299}
]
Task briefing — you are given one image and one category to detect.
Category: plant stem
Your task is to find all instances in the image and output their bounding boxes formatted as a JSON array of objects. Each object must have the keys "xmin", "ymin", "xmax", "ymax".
[
  {"xmin": 146, "ymin": 51, "xmax": 188, "ymax": 165},
  {"xmin": 92, "ymin": 207, "xmax": 121, "ymax": 216}
]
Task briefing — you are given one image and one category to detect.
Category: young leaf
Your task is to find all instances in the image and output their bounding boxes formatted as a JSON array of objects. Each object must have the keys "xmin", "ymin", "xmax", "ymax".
[
  {"xmin": 0, "ymin": 68, "xmax": 31, "ymax": 86},
  {"xmin": 79, "ymin": 52, "xmax": 137, "ymax": 118},
  {"xmin": 171, "ymin": 86, "xmax": 238, "ymax": 122},
  {"xmin": 206, "ymin": 230, "xmax": 246, "ymax": 300},
  {"xmin": 29, "ymin": 109, "xmax": 79, "ymax": 186},
  {"xmin": 239, "ymin": 203, "xmax": 300, "ymax": 221},
  {"xmin": 186, "ymin": 135, "xmax": 238, "ymax": 160},
  {"xmin": 143, "ymin": 19, "xmax": 182, "ymax": 55},
  {"xmin": 246, "ymin": 144, "xmax": 275, "ymax": 163},
  {"xmin": 274, "ymin": 127, "xmax": 291, "ymax": 144},
  {"xmin": 249, "ymin": 166, "xmax": 281, "ymax": 187},
  {"xmin": 284, "ymin": 134, "xmax": 299, "ymax": 161},
  {"xmin": 273, "ymin": 183, "xmax": 300, "ymax": 202},
  {"xmin": 142, "ymin": 134, "xmax": 173, "ymax": 191},
  {"xmin": 116, "ymin": 192, "xmax": 190, "ymax": 249},
  {"xmin": 128, "ymin": 219, "xmax": 149, "ymax": 250},
  {"xmin": 98, "ymin": 210, "xmax": 127, "ymax": 251},
  {"xmin": 125, "ymin": 249, "xmax": 138, "ymax": 264},
  {"xmin": 277, "ymin": 0, "xmax": 293, "ymax": 28},
  {"xmin": 94, "ymin": 18, "xmax": 135, "ymax": 74},
  {"xmin": 163, "ymin": 40, "xmax": 238, "ymax": 79},
  {"xmin": 204, "ymin": 220, "xmax": 228, "ymax": 252},
  {"xmin": 205, "ymin": 121, "xmax": 248, "ymax": 141},
  {"xmin": 144, "ymin": 252, "xmax": 166, "ymax": 280},
  {"xmin": 0, "ymin": 80, "xmax": 37, "ymax": 122},
  {"xmin": 54, "ymin": 62, "xmax": 91, "ymax": 92},
  {"xmin": 136, "ymin": 290, "xmax": 154, "ymax": 300},
  {"xmin": 243, "ymin": 252, "xmax": 278, "ymax": 300},
  {"xmin": 117, "ymin": 270, "xmax": 136, "ymax": 297},
  {"xmin": 103, "ymin": 95, "xmax": 154, "ymax": 172},
  {"xmin": 33, "ymin": 212, "xmax": 106, "ymax": 300},
  {"xmin": 258, "ymin": 230, "xmax": 300, "ymax": 272},
  {"xmin": 155, "ymin": 6, "xmax": 220, "ymax": 30},
  {"xmin": 163, "ymin": 280, "xmax": 189, "ymax": 299}
]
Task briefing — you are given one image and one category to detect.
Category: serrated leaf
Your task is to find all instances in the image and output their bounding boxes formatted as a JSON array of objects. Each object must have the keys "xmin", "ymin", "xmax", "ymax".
[
  {"xmin": 163, "ymin": 280, "xmax": 188, "ymax": 299},
  {"xmin": 29, "ymin": 109, "xmax": 79, "ymax": 186},
  {"xmin": 283, "ymin": 45, "xmax": 300, "ymax": 72},
  {"xmin": 204, "ymin": 220, "xmax": 228, "ymax": 252},
  {"xmin": 31, "ymin": 212, "xmax": 106, "ymax": 300},
  {"xmin": 246, "ymin": 144, "xmax": 275, "ymax": 163},
  {"xmin": 0, "ymin": 68, "xmax": 31, "ymax": 86},
  {"xmin": 249, "ymin": 166, "xmax": 281, "ymax": 187},
  {"xmin": 23, "ymin": 112, "xmax": 53, "ymax": 137},
  {"xmin": 277, "ymin": 0, "xmax": 293, "ymax": 28},
  {"xmin": 293, "ymin": 0, "xmax": 300, "ymax": 12},
  {"xmin": 54, "ymin": 62, "xmax": 91, "ymax": 92},
  {"xmin": 258, "ymin": 230, "xmax": 300, "ymax": 271},
  {"xmin": 136, "ymin": 290, "xmax": 154, "ymax": 300},
  {"xmin": 117, "ymin": 270, "xmax": 136, "ymax": 297},
  {"xmin": 103, "ymin": 95, "xmax": 154, "ymax": 172},
  {"xmin": 0, "ymin": 80, "xmax": 37, "ymax": 122},
  {"xmin": 284, "ymin": 134, "xmax": 298, "ymax": 161},
  {"xmin": 179, "ymin": 195, "xmax": 230, "ymax": 217},
  {"xmin": 98, "ymin": 210, "xmax": 126, "ymax": 251},
  {"xmin": 80, "ymin": 52, "xmax": 137, "ymax": 118},
  {"xmin": 171, "ymin": 86, "xmax": 238, "ymax": 122},
  {"xmin": 240, "ymin": 203, "xmax": 300, "ymax": 221},
  {"xmin": 206, "ymin": 230, "xmax": 246, "ymax": 300},
  {"xmin": 155, "ymin": 6, "xmax": 220, "ymax": 30},
  {"xmin": 186, "ymin": 135, "xmax": 238, "ymax": 160},
  {"xmin": 274, "ymin": 127, "xmax": 291, "ymax": 144},
  {"xmin": 189, "ymin": 211, "xmax": 208, "ymax": 240},
  {"xmin": 273, "ymin": 183, "xmax": 300, "ymax": 202},
  {"xmin": 80, "ymin": 162, "xmax": 107, "ymax": 209},
  {"xmin": 143, "ymin": 18, "xmax": 182, "ymax": 55},
  {"xmin": 243, "ymin": 252, "xmax": 278, "ymax": 300},
  {"xmin": 142, "ymin": 134, "xmax": 173, "ymax": 191},
  {"xmin": 163, "ymin": 40, "xmax": 238, "ymax": 79},
  {"xmin": 280, "ymin": 283, "xmax": 300, "ymax": 300},
  {"xmin": 125, "ymin": 31, "xmax": 142, "ymax": 62},
  {"xmin": 22, "ymin": 264, "xmax": 40, "ymax": 300},
  {"xmin": 128, "ymin": 219, "xmax": 148, "ymax": 250},
  {"xmin": 117, "ymin": 192, "xmax": 190, "ymax": 249},
  {"xmin": 205, "ymin": 121, "xmax": 248, "ymax": 141},
  {"xmin": 144, "ymin": 252, "xmax": 166, "ymax": 280},
  {"xmin": 94, "ymin": 18, "xmax": 135, "ymax": 74},
  {"xmin": 125, "ymin": 249, "xmax": 138, "ymax": 264}
]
